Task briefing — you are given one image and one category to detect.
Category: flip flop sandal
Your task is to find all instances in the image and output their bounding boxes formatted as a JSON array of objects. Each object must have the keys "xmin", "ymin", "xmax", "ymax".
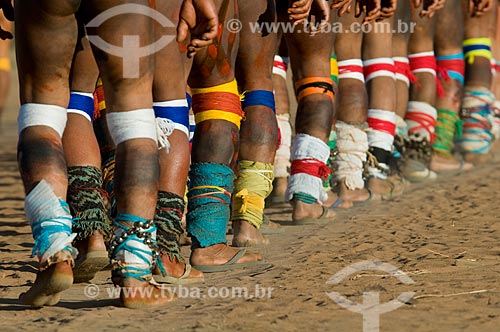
[
  {"xmin": 153, "ymin": 263, "xmax": 205, "ymax": 285},
  {"xmin": 192, "ymin": 247, "xmax": 262, "ymax": 273},
  {"xmin": 73, "ymin": 250, "xmax": 109, "ymax": 283}
]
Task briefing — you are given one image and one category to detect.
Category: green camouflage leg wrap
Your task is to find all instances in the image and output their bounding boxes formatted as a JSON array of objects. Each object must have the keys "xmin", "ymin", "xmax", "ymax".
[
  {"xmin": 67, "ymin": 166, "xmax": 112, "ymax": 241},
  {"xmin": 155, "ymin": 191, "xmax": 185, "ymax": 262}
]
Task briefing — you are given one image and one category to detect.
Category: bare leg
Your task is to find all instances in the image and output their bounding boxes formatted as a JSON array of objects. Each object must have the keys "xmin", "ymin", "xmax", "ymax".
[
  {"xmin": 63, "ymin": 17, "xmax": 110, "ymax": 283},
  {"xmin": 282, "ymin": 4, "xmax": 336, "ymax": 221},
  {"xmin": 152, "ymin": 0, "xmax": 203, "ymax": 283},
  {"xmin": 333, "ymin": 10, "xmax": 371, "ymax": 207},
  {"xmin": 16, "ymin": 0, "xmax": 80, "ymax": 306},
  {"xmin": 188, "ymin": 0, "xmax": 262, "ymax": 270},
  {"xmin": 232, "ymin": 0, "xmax": 279, "ymax": 246}
]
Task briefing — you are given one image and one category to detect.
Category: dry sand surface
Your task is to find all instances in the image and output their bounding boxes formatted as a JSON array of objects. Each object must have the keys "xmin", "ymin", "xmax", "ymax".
[{"xmin": 1, "ymin": 92, "xmax": 500, "ymax": 332}]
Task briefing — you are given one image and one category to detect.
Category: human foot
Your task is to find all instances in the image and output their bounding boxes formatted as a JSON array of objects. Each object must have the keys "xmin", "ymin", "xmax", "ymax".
[
  {"xmin": 291, "ymin": 199, "xmax": 336, "ymax": 224},
  {"xmin": 430, "ymin": 153, "xmax": 474, "ymax": 173},
  {"xmin": 73, "ymin": 231, "xmax": 109, "ymax": 283},
  {"xmin": 19, "ymin": 259, "xmax": 73, "ymax": 306},
  {"xmin": 190, "ymin": 243, "xmax": 262, "ymax": 272},
  {"xmin": 153, "ymin": 255, "xmax": 204, "ymax": 285},
  {"xmin": 232, "ymin": 220, "xmax": 270, "ymax": 247}
]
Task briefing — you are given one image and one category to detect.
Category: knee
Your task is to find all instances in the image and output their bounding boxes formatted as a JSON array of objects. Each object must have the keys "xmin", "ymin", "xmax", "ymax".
[{"xmin": 39, "ymin": 0, "xmax": 81, "ymax": 17}]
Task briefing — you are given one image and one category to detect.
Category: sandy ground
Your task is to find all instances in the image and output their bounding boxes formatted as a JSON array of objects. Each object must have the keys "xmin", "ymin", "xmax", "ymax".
[{"xmin": 1, "ymin": 72, "xmax": 500, "ymax": 332}]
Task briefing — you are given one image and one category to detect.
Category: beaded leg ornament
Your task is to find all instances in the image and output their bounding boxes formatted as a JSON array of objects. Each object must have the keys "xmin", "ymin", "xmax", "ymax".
[{"xmin": 109, "ymin": 214, "xmax": 166, "ymax": 282}]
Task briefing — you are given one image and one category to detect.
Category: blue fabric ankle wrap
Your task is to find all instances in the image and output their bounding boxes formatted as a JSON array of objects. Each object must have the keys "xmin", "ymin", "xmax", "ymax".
[{"xmin": 187, "ymin": 163, "xmax": 234, "ymax": 248}]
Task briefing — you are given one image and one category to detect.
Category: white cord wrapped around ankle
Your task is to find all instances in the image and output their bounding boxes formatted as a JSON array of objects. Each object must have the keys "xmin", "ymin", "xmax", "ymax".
[{"xmin": 334, "ymin": 121, "xmax": 368, "ymax": 190}]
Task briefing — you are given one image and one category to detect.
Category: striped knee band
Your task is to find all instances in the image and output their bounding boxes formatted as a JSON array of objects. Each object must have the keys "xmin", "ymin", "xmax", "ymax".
[
  {"xmin": 331, "ymin": 54, "xmax": 339, "ymax": 84},
  {"xmin": 463, "ymin": 37, "xmax": 492, "ymax": 64},
  {"xmin": 153, "ymin": 99, "xmax": 190, "ymax": 137},
  {"xmin": 295, "ymin": 77, "xmax": 334, "ymax": 102},
  {"xmin": 232, "ymin": 161, "xmax": 274, "ymax": 229},
  {"xmin": 191, "ymin": 79, "xmax": 245, "ymax": 129},
  {"xmin": 393, "ymin": 57, "xmax": 416, "ymax": 87},
  {"xmin": 409, "ymin": 52, "xmax": 446, "ymax": 96},
  {"xmin": 338, "ymin": 59, "xmax": 365, "ymax": 83},
  {"xmin": 68, "ymin": 91, "xmax": 95, "ymax": 122},
  {"xmin": 273, "ymin": 55, "xmax": 289, "ymax": 80},
  {"xmin": 18, "ymin": 103, "xmax": 67, "ymax": 138},
  {"xmin": 241, "ymin": 90, "xmax": 276, "ymax": 113},
  {"xmin": 363, "ymin": 58, "xmax": 396, "ymax": 82},
  {"xmin": 436, "ymin": 53, "xmax": 465, "ymax": 86},
  {"xmin": 409, "ymin": 51, "xmax": 437, "ymax": 76}
]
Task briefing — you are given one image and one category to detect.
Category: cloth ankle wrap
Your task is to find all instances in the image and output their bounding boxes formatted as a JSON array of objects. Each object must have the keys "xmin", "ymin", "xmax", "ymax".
[
  {"xmin": 394, "ymin": 57, "xmax": 416, "ymax": 87},
  {"xmin": 405, "ymin": 101, "xmax": 437, "ymax": 144},
  {"xmin": 458, "ymin": 88, "xmax": 495, "ymax": 154},
  {"xmin": 68, "ymin": 166, "xmax": 112, "ymax": 240},
  {"xmin": 367, "ymin": 109, "xmax": 396, "ymax": 151},
  {"xmin": 273, "ymin": 55, "xmax": 289, "ymax": 80},
  {"xmin": 324, "ymin": 130, "xmax": 337, "ymax": 190},
  {"xmin": 363, "ymin": 58, "xmax": 396, "ymax": 82},
  {"xmin": 436, "ymin": 53, "xmax": 465, "ymax": 86},
  {"xmin": 433, "ymin": 109, "xmax": 462, "ymax": 155},
  {"xmin": 286, "ymin": 134, "xmax": 330, "ymax": 203},
  {"xmin": 107, "ymin": 108, "xmax": 158, "ymax": 145},
  {"xmin": 232, "ymin": 161, "xmax": 274, "ymax": 229},
  {"xmin": 154, "ymin": 99, "xmax": 190, "ymax": 152},
  {"xmin": 463, "ymin": 38, "xmax": 492, "ymax": 64},
  {"xmin": 187, "ymin": 163, "xmax": 234, "ymax": 248},
  {"xmin": 18, "ymin": 103, "xmax": 67, "ymax": 138},
  {"xmin": 25, "ymin": 180, "xmax": 77, "ymax": 270},
  {"xmin": 68, "ymin": 92, "xmax": 95, "ymax": 122},
  {"xmin": 191, "ymin": 79, "xmax": 244, "ymax": 129},
  {"xmin": 274, "ymin": 114, "xmax": 292, "ymax": 178},
  {"xmin": 155, "ymin": 191, "xmax": 185, "ymax": 262},
  {"xmin": 334, "ymin": 121, "xmax": 368, "ymax": 190},
  {"xmin": 338, "ymin": 59, "xmax": 365, "ymax": 83},
  {"xmin": 110, "ymin": 214, "xmax": 164, "ymax": 281},
  {"xmin": 241, "ymin": 90, "xmax": 276, "ymax": 113}
]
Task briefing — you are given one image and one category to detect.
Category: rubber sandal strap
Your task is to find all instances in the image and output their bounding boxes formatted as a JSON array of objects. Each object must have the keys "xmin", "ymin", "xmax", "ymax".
[{"xmin": 225, "ymin": 249, "xmax": 247, "ymax": 265}]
